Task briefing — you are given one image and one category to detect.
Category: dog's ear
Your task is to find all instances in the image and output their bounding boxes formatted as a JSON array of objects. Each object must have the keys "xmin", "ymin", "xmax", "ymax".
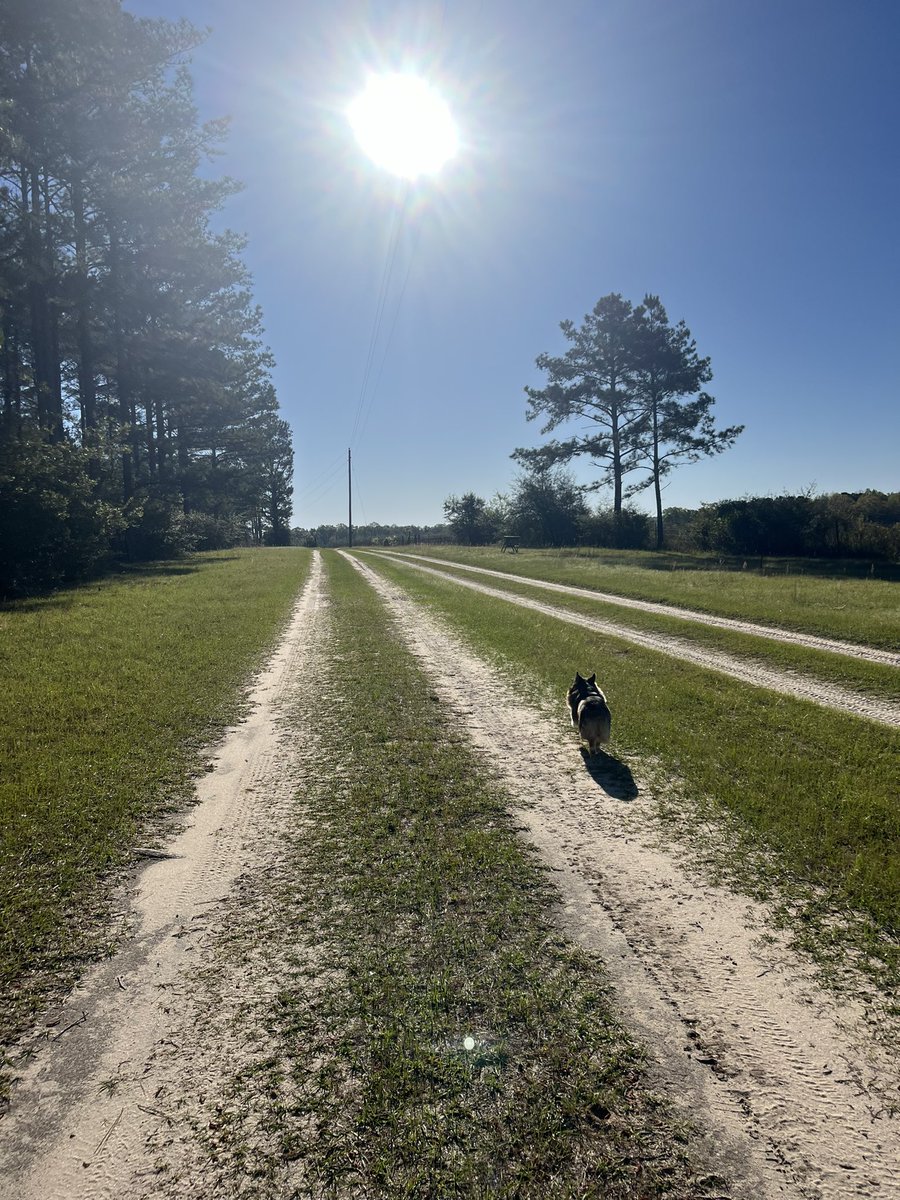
[
  {"xmin": 587, "ymin": 673, "xmax": 596, "ymax": 685},
  {"xmin": 573, "ymin": 672, "xmax": 583, "ymax": 685}
]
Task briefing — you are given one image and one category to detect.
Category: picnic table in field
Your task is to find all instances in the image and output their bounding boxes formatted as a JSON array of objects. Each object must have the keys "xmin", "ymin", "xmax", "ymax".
[{"xmin": 499, "ymin": 536, "xmax": 520, "ymax": 553}]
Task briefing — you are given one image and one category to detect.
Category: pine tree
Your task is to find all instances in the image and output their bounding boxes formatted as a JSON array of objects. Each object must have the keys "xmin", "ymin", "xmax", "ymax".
[
  {"xmin": 512, "ymin": 294, "xmax": 645, "ymax": 515},
  {"xmin": 0, "ymin": 1, "xmax": 294, "ymax": 592},
  {"xmin": 631, "ymin": 295, "xmax": 744, "ymax": 549},
  {"xmin": 513, "ymin": 293, "xmax": 743, "ymax": 547}
]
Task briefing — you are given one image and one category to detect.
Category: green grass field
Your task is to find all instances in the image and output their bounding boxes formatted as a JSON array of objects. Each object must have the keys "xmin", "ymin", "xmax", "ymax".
[
  {"xmin": 224, "ymin": 549, "xmax": 710, "ymax": 1197},
  {"xmin": 2, "ymin": 541, "xmax": 897, "ymax": 1180},
  {"xmin": 0, "ymin": 549, "xmax": 309, "ymax": 1049},
  {"xmin": 368, "ymin": 551, "xmax": 900, "ymax": 705},
  {"xmin": 389, "ymin": 545, "xmax": 900, "ymax": 649},
  {"xmin": 367, "ymin": 552, "xmax": 900, "ymax": 995}
]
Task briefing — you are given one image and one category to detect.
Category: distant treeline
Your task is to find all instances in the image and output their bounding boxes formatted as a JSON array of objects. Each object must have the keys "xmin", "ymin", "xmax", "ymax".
[
  {"xmin": 440, "ymin": 477, "xmax": 900, "ymax": 562},
  {"xmin": 1, "ymin": 3, "xmax": 292, "ymax": 597},
  {"xmin": 665, "ymin": 491, "xmax": 900, "ymax": 560},
  {"xmin": 291, "ymin": 523, "xmax": 451, "ymax": 549}
]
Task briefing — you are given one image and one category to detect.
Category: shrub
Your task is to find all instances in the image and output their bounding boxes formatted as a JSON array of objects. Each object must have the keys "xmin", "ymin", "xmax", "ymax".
[{"xmin": 0, "ymin": 436, "xmax": 124, "ymax": 594}]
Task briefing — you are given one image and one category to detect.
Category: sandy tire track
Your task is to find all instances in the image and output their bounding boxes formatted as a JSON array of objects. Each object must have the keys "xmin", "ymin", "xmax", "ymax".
[
  {"xmin": 0, "ymin": 552, "xmax": 329, "ymax": 1200},
  {"xmin": 381, "ymin": 551, "xmax": 900, "ymax": 669},
  {"xmin": 369, "ymin": 552, "xmax": 900, "ymax": 728},
  {"xmin": 345, "ymin": 550, "xmax": 900, "ymax": 1200}
]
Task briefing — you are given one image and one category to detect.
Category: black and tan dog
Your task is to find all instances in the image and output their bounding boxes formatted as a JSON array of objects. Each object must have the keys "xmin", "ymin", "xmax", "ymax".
[{"xmin": 567, "ymin": 672, "xmax": 611, "ymax": 755}]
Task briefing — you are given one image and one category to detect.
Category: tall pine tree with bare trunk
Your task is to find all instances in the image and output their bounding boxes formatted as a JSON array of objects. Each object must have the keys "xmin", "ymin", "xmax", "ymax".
[
  {"xmin": 513, "ymin": 292, "xmax": 743, "ymax": 548},
  {"xmin": 0, "ymin": 0, "xmax": 294, "ymax": 591},
  {"xmin": 631, "ymin": 295, "xmax": 743, "ymax": 549},
  {"xmin": 513, "ymin": 294, "xmax": 643, "ymax": 517}
]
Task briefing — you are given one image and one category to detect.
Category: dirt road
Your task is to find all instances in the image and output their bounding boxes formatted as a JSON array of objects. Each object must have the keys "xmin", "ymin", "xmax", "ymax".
[
  {"xmin": 347, "ymin": 552, "xmax": 900, "ymax": 1200},
  {"xmin": 382, "ymin": 552, "xmax": 900, "ymax": 669},
  {"xmin": 0, "ymin": 555, "xmax": 330, "ymax": 1200},
  {"xmin": 1, "ymin": 549, "xmax": 897, "ymax": 1199},
  {"xmin": 370, "ymin": 551, "xmax": 900, "ymax": 728}
]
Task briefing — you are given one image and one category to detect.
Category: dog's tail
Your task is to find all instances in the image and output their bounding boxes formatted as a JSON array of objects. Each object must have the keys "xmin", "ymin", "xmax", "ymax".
[{"xmin": 578, "ymin": 695, "xmax": 611, "ymax": 753}]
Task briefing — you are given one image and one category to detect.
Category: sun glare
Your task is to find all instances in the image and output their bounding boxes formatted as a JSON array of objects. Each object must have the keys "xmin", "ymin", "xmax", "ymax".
[{"xmin": 347, "ymin": 73, "xmax": 458, "ymax": 180}]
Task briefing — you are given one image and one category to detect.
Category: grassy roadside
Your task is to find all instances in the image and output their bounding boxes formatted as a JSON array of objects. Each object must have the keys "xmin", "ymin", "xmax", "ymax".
[
  {"xmin": 0, "ymin": 548, "xmax": 310, "ymax": 1057},
  {"xmin": 189, "ymin": 549, "xmax": 726, "ymax": 1198},
  {"xmin": 367, "ymin": 552, "xmax": 900, "ymax": 705},
  {"xmin": 387, "ymin": 546, "xmax": 900, "ymax": 650},
  {"xmin": 365, "ymin": 553, "xmax": 900, "ymax": 999}
]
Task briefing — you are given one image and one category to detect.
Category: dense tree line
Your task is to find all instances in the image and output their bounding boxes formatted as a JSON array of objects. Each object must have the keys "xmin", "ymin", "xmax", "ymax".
[
  {"xmin": 0, "ymin": 0, "xmax": 292, "ymax": 595},
  {"xmin": 444, "ymin": 477, "xmax": 900, "ymax": 563},
  {"xmin": 291, "ymin": 522, "xmax": 451, "ymax": 548},
  {"xmin": 514, "ymin": 293, "xmax": 743, "ymax": 548},
  {"xmin": 678, "ymin": 491, "xmax": 900, "ymax": 561}
]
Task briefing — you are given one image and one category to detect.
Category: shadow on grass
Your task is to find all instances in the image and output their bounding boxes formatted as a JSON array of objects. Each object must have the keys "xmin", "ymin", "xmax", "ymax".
[
  {"xmin": 118, "ymin": 557, "xmax": 213, "ymax": 579},
  {"xmin": 0, "ymin": 554, "xmax": 232, "ymax": 612},
  {"xmin": 580, "ymin": 749, "xmax": 639, "ymax": 801}
]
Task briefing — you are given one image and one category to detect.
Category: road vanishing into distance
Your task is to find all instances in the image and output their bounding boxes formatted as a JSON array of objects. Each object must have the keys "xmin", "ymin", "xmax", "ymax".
[{"xmin": 2, "ymin": 550, "xmax": 898, "ymax": 1200}]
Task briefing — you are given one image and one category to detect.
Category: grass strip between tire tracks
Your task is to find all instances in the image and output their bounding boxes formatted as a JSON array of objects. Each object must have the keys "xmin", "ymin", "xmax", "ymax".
[
  {"xmin": 0, "ymin": 548, "xmax": 311, "ymax": 1066},
  {"xmin": 364, "ymin": 553, "xmax": 900, "ymax": 1001},
  {"xmin": 389, "ymin": 546, "xmax": 900, "ymax": 651},
  {"xmin": 201, "ymin": 549, "xmax": 726, "ymax": 1198},
  {"xmin": 370, "ymin": 552, "xmax": 900, "ymax": 707}
]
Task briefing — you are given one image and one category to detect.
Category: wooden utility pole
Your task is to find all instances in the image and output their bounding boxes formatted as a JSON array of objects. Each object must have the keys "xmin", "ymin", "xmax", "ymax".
[{"xmin": 348, "ymin": 447, "xmax": 352, "ymax": 548}]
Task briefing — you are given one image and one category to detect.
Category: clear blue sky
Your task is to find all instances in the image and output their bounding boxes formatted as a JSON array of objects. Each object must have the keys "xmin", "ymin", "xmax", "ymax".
[{"xmin": 130, "ymin": 0, "xmax": 899, "ymax": 528}]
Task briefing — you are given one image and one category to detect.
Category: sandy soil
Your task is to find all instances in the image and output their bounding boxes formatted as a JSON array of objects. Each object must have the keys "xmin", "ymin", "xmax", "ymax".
[
  {"xmin": 0, "ymin": 554, "xmax": 330, "ymax": 1200},
  {"xmin": 384, "ymin": 552, "xmax": 900, "ymax": 670},
  {"xmin": 370, "ymin": 552, "xmax": 900, "ymax": 729},
  {"xmin": 345, "ymin": 551, "xmax": 900, "ymax": 1200},
  {"xmin": 2, "ymin": 546, "xmax": 897, "ymax": 1199}
]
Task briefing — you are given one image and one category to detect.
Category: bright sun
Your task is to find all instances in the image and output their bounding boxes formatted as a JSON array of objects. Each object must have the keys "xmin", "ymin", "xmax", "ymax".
[{"xmin": 347, "ymin": 73, "xmax": 459, "ymax": 180}]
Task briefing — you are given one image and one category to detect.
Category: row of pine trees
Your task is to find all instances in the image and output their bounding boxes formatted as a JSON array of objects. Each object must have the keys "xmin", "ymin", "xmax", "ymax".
[{"xmin": 0, "ymin": 0, "xmax": 293, "ymax": 594}]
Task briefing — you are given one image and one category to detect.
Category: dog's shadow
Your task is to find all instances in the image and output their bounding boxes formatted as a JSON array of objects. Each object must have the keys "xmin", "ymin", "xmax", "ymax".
[{"xmin": 580, "ymin": 749, "xmax": 639, "ymax": 801}]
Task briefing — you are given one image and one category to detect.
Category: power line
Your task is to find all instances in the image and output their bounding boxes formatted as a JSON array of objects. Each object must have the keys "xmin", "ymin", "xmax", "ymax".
[
  {"xmin": 348, "ymin": 187, "xmax": 404, "ymax": 444},
  {"xmin": 349, "ymin": 181, "xmax": 412, "ymax": 448},
  {"xmin": 294, "ymin": 450, "xmax": 346, "ymax": 500},
  {"xmin": 294, "ymin": 457, "xmax": 347, "ymax": 514},
  {"xmin": 357, "ymin": 215, "xmax": 422, "ymax": 445}
]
